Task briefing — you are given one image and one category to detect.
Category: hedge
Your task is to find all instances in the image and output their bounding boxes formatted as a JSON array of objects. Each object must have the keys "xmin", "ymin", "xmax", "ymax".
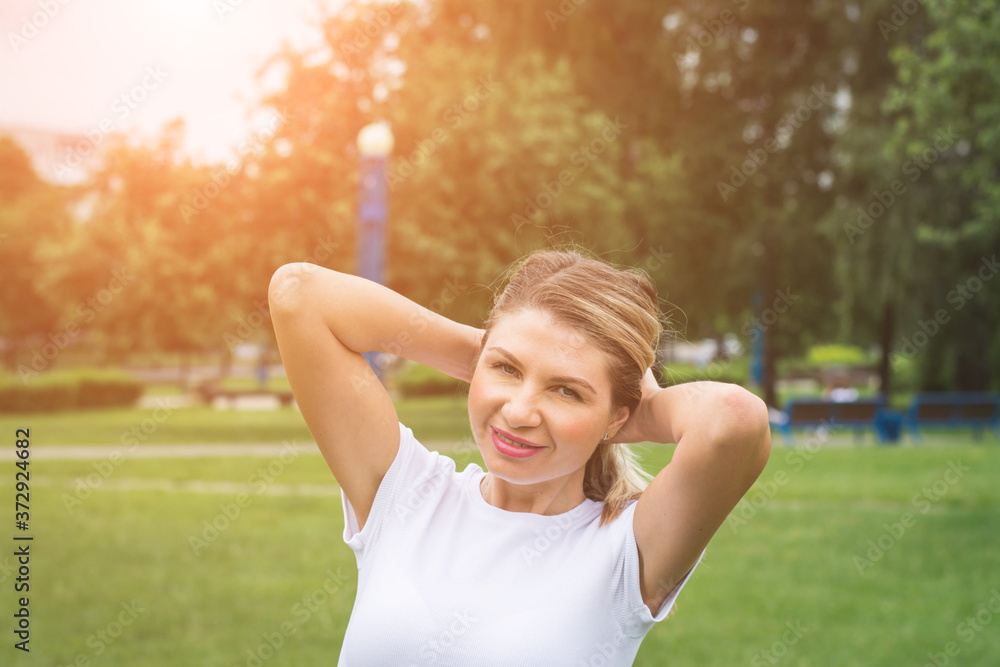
[
  {"xmin": 657, "ymin": 361, "xmax": 747, "ymax": 387},
  {"xmin": 394, "ymin": 363, "xmax": 468, "ymax": 398},
  {"xmin": 0, "ymin": 368, "xmax": 145, "ymax": 413}
]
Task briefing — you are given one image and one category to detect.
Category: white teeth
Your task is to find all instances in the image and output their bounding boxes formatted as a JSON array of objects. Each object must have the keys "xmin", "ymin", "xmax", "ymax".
[{"xmin": 497, "ymin": 431, "xmax": 531, "ymax": 448}]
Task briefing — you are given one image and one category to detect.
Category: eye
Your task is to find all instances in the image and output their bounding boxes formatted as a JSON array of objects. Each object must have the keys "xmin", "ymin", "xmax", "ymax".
[
  {"xmin": 492, "ymin": 362, "xmax": 518, "ymax": 376},
  {"xmin": 556, "ymin": 386, "xmax": 581, "ymax": 400}
]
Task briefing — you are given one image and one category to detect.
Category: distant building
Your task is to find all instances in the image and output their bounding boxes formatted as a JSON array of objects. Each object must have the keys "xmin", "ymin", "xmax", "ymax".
[
  {"xmin": 662, "ymin": 335, "xmax": 743, "ymax": 368},
  {"xmin": 0, "ymin": 123, "xmax": 102, "ymax": 185}
]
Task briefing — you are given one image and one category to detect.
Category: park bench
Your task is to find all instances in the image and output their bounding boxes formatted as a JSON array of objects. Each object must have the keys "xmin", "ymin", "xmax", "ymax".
[
  {"xmin": 905, "ymin": 392, "xmax": 1000, "ymax": 442},
  {"xmin": 771, "ymin": 397, "xmax": 890, "ymax": 445},
  {"xmin": 194, "ymin": 384, "xmax": 295, "ymax": 410}
]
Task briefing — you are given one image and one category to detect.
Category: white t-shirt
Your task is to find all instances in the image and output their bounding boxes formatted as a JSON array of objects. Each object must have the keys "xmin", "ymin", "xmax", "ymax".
[{"xmin": 338, "ymin": 422, "xmax": 702, "ymax": 666}]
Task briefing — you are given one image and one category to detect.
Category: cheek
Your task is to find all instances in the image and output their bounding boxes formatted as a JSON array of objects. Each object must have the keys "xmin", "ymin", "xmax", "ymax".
[
  {"xmin": 549, "ymin": 408, "xmax": 603, "ymax": 446},
  {"xmin": 467, "ymin": 373, "xmax": 495, "ymax": 421},
  {"xmin": 468, "ymin": 370, "xmax": 603, "ymax": 445}
]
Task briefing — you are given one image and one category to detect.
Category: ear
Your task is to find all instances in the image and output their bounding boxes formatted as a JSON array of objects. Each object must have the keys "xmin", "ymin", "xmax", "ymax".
[{"xmin": 607, "ymin": 405, "xmax": 629, "ymax": 439}]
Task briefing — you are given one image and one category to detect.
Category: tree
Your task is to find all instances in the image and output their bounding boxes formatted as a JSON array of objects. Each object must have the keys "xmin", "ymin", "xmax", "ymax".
[
  {"xmin": 0, "ymin": 136, "xmax": 73, "ymax": 375},
  {"xmin": 881, "ymin": 0, "xmax": 1000, "ymax": 390},
  {"xmin": 45, "ymin": 123, "xmax": 254, "ymax": 383}
]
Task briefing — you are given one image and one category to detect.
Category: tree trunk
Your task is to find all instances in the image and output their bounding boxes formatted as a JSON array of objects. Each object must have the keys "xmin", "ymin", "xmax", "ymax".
[
  {"xmin": 219, "ymin": 346, "xmax": 232, "ymax": 382},
  {"xmin": 954, "ymin": 304, "xmax": 989, "ymax": 391},
  {"xmin": 877, "ymin": 299, "xmax": 894, "ymax": 397},
  {"xmin": 919, "ymin": 342, "xmax": 949, "ymax": 392},
  {"xmin": 179, "ymin": 350, "xmax": 191, "ymax": 392},
  {"xmin": 714, "ymin": 333, "xmax": 728, "ymax": 362},
  {"xmin": 763, "ymin": 327, "xmax": 778, "ymax": 409}
]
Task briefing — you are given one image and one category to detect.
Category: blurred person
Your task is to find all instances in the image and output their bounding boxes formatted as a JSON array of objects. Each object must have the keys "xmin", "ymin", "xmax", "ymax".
[
  {"xmin": 824, "ymin": 370, "xmax": 859, "ymax": 403},
  {"xmin": 269, "ymin": 248, "xmax": 771, "ymax": 665}
]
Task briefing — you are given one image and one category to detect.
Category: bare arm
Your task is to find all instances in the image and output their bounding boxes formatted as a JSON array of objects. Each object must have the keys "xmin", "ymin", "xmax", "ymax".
[
  {"xmin": 268, "ymin": 263, "xmax": 482, "ymax": 529},
  {"xmin": 620, "ymin": 373, "xmax": 771, "ymax": 614}
]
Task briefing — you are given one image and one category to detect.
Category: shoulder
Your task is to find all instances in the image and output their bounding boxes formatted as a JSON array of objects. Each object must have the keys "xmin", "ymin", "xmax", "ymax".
[
  {"xmin": 342, "ymin": 423, "xmax": 459, "ymax": 544},
  {"xmin": 393, "ymin": 423, "xmax": 460, "ymax": 491},
  {"xmin": 608, "ymin": 499, "xmax": 703, "ymax": 629}
]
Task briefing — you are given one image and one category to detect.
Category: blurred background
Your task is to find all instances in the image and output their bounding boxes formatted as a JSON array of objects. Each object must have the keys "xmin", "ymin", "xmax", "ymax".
[
  {"xmin": 1, "ymin": 1, "xmax": 999, "ymax": 665},
  {"xmin": 2, "ymin": 0, "xmax": 997, "ymax": 404}
]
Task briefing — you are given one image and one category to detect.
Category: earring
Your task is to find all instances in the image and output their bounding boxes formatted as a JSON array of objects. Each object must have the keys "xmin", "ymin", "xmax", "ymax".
[{"xmin": 603, "ymin": 431, "xmax": 609, "ymax": 442}]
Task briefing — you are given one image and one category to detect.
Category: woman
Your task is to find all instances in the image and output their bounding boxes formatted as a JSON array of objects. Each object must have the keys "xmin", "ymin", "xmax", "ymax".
[{"xmin": 269, "ymin": 249, "xmax": 771, "ymax": 665}]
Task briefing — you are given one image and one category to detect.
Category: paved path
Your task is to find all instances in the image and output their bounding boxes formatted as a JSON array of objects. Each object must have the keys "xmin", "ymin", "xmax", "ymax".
[
  {"xmin": 1, "ymin": 443, "xmax": 317, "ymax": 461},
  {"xmin": 30, "ymin": 476, "xmax": 341, "ymax": 497}
]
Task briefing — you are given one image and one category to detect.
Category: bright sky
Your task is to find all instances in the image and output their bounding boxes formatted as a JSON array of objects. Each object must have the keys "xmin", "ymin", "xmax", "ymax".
[{"xmin": 0, "ymin": 0, "xmax": 343, "ymax": 164}]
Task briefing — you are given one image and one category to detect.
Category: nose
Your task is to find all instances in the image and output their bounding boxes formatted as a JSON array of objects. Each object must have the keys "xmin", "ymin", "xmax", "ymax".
[{"xmin": 501, "ymin": 384, "xmax": 542, "ymax": 429}]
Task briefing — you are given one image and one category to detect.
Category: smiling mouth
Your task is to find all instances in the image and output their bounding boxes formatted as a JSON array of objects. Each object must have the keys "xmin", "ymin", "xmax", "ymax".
[{"xmin": 492, "ymin": 426, "xmax": 543, "ymax": 449}]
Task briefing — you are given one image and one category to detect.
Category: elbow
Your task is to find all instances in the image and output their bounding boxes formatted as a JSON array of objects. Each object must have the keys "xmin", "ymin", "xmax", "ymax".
[
  {"xmin": 714, "ymin": 384, "xmax": 772, "ymax": 477},
  {"xmin": 268, "ymin": 262, "xmax": 319, "ymax": 315}
]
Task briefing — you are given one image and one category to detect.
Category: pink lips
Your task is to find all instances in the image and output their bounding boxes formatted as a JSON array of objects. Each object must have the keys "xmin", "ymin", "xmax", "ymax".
[{"xmin": 491, "ymin": 426, "xmax": 544, "ymax": 459}]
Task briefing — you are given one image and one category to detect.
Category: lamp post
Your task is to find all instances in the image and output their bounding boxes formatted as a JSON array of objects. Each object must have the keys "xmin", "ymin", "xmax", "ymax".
[
  {"xmin": 750, "ymin": 288, "xmax": 764, "ymax": 388},
  {"xmin": 356, "ymin": 122, "xmax": 394, "ymax": 382},
  {"xmin": 749, "ymin": 239, "xmax": 766, "ymax": 392}
]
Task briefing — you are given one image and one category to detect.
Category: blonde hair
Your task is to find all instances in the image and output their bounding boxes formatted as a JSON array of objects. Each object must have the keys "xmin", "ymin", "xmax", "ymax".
[{"xmin": 481, "ymin": 248, "xmax": 664, "ymax": 526}]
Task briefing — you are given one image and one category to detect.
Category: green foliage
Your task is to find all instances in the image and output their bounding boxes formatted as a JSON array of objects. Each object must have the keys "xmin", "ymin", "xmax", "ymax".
[
  {"xmin": 805, "ymin": 344, "xmax": 874, "ymax": 366},
  {"xmin": 658, "ymin": 360, "xmax": 748, "ymax": 387},
  {"xmin": 0, "ymin": 138, "xmax": 73, "ymax": 355},
  {"xmin": 394, "ymin": 362, "xmax": 468, "ymax": 398},
  {"xmin": 0, "ymin": 135, "xmax": 42, "ymax": 198},
  {"xmin": 875, "ymin": 0, "xmax": 1000, "ymax": 391},
  {"xmin": 0, "ymin": 382, "xmax": 77, "ymax": 413},
  {"xmin": 890, "ymin": 354, "xmax": 919, "ymax": 393},
  {"xmin": 0, "ymin": 367, "xmax": 144, "ymax": 412},
  {"xmin": 8, "ymin": 0, "xmax": 998, "ymax": 397}
]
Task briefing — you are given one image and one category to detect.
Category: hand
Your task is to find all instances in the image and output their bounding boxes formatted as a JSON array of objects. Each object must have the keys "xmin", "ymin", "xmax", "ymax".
[{"xmin": 610, "ymin": 367, "xmax": 661, "ymax": 444}]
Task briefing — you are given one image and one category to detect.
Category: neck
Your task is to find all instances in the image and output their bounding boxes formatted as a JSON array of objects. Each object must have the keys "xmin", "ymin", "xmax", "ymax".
[{"xmin": 479, "ymin": 471, "xmax": 587, "ymax": 515}]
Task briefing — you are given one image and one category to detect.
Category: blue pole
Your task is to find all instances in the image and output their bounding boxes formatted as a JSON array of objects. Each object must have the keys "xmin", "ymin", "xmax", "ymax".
[
  {"xmin": 750, "ymin": 289, "xmax": 764, "ymax": 388},
  {"xmin": 358, "ymin": 153, "xmax": 388, "ymax": 382}
]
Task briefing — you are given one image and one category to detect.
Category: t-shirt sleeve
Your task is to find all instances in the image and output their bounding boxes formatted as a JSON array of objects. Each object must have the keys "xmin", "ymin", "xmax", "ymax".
[
  {"xmin": 618, "ymin": 501, "xmax": 705, "ymax": 635},
  {"xmin": 340, "ymin": 422, "xmax": 443, "ymax": 566}
]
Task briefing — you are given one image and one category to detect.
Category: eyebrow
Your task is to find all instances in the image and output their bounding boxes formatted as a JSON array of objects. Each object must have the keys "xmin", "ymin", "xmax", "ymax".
[{"xmin": 486, "ymin": 346, "xmax": 597, "ymax": 395}]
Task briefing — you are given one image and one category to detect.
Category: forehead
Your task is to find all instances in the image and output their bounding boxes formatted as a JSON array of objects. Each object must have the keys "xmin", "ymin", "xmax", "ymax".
[{"xmin": 487, "ymin": 310, "xmax": 611, "ymax": 381}]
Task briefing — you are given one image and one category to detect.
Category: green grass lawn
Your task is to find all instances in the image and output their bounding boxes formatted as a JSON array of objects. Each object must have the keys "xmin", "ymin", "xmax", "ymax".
[{"xmin": 2, "ymin": 401, "xmax": 999, "ymax": 665}]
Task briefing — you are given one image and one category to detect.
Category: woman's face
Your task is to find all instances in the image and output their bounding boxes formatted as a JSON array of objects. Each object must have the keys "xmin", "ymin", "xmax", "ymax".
[{"xmin": 467, "ymin": 308, "xmax": 629, "ymax": 491}]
